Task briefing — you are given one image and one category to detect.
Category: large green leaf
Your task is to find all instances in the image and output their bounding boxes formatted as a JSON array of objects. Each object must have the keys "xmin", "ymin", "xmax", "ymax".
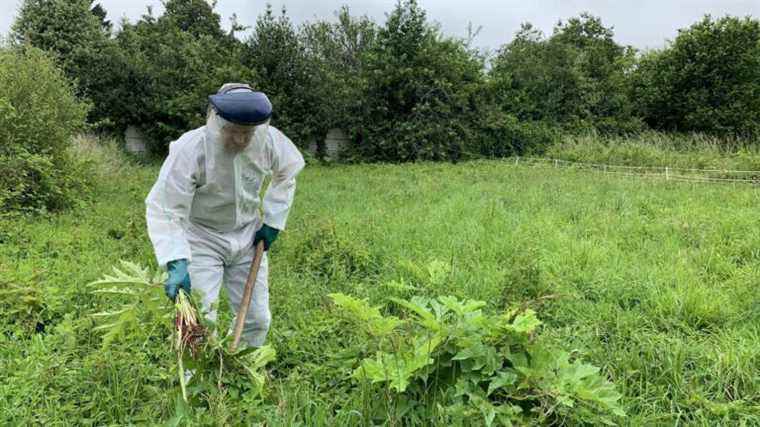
[
  {"xmin": 329, "ymin": 292, "xmax": 403, "ymax": 336},
  {"xmin": 389, "ymin": 296, "xmax": 441, "ymax": 332}
]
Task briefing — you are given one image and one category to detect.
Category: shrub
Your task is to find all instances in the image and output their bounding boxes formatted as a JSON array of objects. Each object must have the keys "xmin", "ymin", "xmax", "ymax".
[
  {"xmin": 245, "ymin": 5, "xmax": 324, "ymax": 148},
  {"xmin": 0, "ymin": 47, "xmax": 90, "ymax": 214},
  {"xmin": 12, "ymin": 0, "xmax": 116, "ymax": 128},
  {"xmin": 113, "ymin": 1, "xmax": 253, "ymax": 154},
  {"xmin": 352, "ymin": 0, "xmax": 486, "ymax": 162},
  {"xmin": 631, "ymin": 15, "xmax": 760, "ymax": 137},
  {"xmin": 490, "ymin": 14, "xmax": 642, "ymax": 135},
  {"xmin": 473, "ymin": 112, "xmax": 559, "ymax": 157},
  {"xmin": 301, "ymin": 6, "xmax": 378, "ymax": 154}
]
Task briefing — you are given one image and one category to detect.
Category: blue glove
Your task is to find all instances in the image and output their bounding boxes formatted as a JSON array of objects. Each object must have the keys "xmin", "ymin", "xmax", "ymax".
[
  {"xmin": 254, "ymin": 224, "xmax": 280, "ymax": 251},
  {"xmin": 165, "ymin": 259, "xmax": 191, "ymax": 301}
]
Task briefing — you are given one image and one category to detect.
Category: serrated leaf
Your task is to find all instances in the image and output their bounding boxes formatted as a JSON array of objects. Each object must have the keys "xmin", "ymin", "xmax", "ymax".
[
  {"xmin": 250, "ymin": 345, "xmax": 277, "ymax": 369},
  {"xmin": 329, "ymin": 293, "xmax": 402, "ymax": 337},
  {"xmin": 506, "ymin": 309, "xmax": 542, "ymax": 334},
  {"xmin": 487, "ymin": 371, "xmax": 518, "ymax": 396},
  {"xmin": 353, "ymin": 344, "xmax": 437, "ymax": 393},
  {"xmin": 91, "ymin": 307, "xmax": 132, "ymax": 318},
  {"xmin": 381, "ymin": 278, "xmax": 417, "ymax": 292},
  {"xmin": 92, "ymin": 288, "xmax": 141, "ymax": 296},
  {"xmin": 390, "ymin": 297, "xmax": 441, "ymax": 331},
  {"xmin": 438, "ymin": 295, "xmax": 486, "ymax": 316}
]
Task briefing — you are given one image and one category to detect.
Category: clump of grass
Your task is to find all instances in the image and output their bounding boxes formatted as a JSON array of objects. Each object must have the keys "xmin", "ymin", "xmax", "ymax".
[
  {"xmin": 71, "ymin": 134, "xmax": 135, "ymax": 178},
  {"xmin": 547, "ymin": 131, "xmax": 760, "ymax": 171}
]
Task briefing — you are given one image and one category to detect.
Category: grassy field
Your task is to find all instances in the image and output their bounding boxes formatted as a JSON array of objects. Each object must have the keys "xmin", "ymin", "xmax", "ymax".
[{"xmin": 1, "ymin": 140, "xmax": 759, "ymax": 425}]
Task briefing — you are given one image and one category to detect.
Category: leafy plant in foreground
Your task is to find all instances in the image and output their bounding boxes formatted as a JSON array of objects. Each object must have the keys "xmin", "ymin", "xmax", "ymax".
[
  {"xmin": 330, "ymin": 293, "xmax": 626, "ymax": 426},
  {"xmin": 88, "ymin": 261, "xmax": 168, "ymax": 348},
  {"xmin": 88, "ymin": 261, "xmax": 276, "ymax": 410}
]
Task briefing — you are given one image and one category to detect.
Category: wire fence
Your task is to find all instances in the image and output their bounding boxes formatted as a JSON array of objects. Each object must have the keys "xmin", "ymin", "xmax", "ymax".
[{"xmin": 495, "ymin": 156, "xmax": 760, "ymax": 186}]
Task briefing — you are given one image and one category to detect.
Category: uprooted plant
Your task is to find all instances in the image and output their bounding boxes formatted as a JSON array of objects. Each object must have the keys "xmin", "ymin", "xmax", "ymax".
[
  {"xmin": 330, "ymin": 293, "xmax": 627, "ymax": 426},
  {"xmin": 87, "ymin": 261, "xmax": 276, "ymax": 407},
  {"xmin": 174, "ymin": 290, "xmax": 206, "ymax": 402}
]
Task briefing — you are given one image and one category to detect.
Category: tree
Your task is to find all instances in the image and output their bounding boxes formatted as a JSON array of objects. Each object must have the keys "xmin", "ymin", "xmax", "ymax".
[
  {"xmin": 113, "ymin": 1, "xmax": 253, "ymax": 152},
  {"xmin": 631, "ymin": 15, "xmax": 760, "ymax": 137},
  {"xmin": 490, "ymin": 14, "xmax": 641, "ymax": 134},
  {"xmin": 11, "ymin": 0, "xmax": 115, "ymax": 124},
  {"xmin": 353, "ymin": 0, "xmax": 486, "ymax": 161},
  {"xmin": 302, "ymin": 6, "xmax": 377, "ymax": 154},
  {"xmin": 12, "ymin": 0, "xmax": 108, "ymax": 61},
  {"xmin": 90, "ymin": 3, "xmax": 112, "ymax": 33},
  {"xmin": 245, "ymin": 5, "xmax": 320, "ymax": 147},
  {"xmin": 163, "ymin": 0, "xmax": 225, "ymax": 40}
]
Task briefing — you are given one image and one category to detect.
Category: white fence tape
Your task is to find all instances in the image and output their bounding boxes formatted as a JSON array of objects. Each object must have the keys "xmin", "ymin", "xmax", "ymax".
[{"xmin": 506, "ymin": 156, "xmax": 760, "ymax": 185}]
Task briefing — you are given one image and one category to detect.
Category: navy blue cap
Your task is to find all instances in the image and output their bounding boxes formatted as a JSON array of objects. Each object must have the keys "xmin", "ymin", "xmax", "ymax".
[{"xmin": 209, "ymin": 85, "xmax": 272, "ymax": 126}]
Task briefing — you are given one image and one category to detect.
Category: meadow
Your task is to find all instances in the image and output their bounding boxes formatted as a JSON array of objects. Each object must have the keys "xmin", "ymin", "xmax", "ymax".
[{"xmin": 1, "ymin": 138, "xmax": 758, "ymax": 425}]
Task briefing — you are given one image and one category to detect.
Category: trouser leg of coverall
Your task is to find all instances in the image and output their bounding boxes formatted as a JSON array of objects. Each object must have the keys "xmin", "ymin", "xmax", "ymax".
[
  {"xmin": 186, "ymin": 221, "xmax": 271, "ymax": 348},
  {"xmin": 187, "ymin": 224, "xmax": 225, "ymax": 326},
  {"xmin": 224, "ymin": 251, "xmax": 270, "ymax": 347}
]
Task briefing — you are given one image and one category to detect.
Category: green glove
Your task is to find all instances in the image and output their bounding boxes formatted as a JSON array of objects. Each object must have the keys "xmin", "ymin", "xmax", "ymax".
[
  {"xmin": 165, "ymin": 259, "xmax": 191, "ymax": 301},
  {"xmin": 254, "ymin": 224, "xmax": 280, "ymax": 251}
]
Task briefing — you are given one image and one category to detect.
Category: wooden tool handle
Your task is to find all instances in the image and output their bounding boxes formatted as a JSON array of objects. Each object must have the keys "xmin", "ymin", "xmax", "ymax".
[{"xmin": 230, "ymin": 240, "xmax": 265, "ymax": 352}]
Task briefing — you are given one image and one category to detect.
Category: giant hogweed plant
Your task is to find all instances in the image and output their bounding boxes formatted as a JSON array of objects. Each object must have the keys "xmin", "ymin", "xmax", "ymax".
[
  {"xmin": 87, "ymin": 261, "xmax": 276, "ymax": 408},
  {"xmin": 330, "ymin": 293, "xmax": 626, "ymax": 426}
]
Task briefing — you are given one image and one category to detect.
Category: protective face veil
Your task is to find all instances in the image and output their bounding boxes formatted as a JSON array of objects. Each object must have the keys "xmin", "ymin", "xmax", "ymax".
[
  {"xmin": 209, "ymin": 112, "xmax": 258, "ymax": 152},
  {"xmin": 207, "ymin": 84, "xmax": 273, "ymax": 152}
]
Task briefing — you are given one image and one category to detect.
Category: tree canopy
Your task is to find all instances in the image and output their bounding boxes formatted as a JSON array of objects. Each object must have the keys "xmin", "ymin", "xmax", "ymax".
[{"xmin": 11, "ymin": 0, "xmax": 760, "ymax": 159}]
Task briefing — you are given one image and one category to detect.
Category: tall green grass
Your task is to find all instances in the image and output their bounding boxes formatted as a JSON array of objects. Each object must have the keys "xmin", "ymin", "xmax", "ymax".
[
  {"xmin": 0, "ymin": 138, "xmax": 758, "ymax": 424},
  {"xmin": 547, "ymin": 131, "xmax": 760, "ymax": 171}
]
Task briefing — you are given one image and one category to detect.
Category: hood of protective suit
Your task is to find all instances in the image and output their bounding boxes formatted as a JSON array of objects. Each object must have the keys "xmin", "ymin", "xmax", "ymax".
[
  {"xmin": 145, "ymin": 109, "xmax": 305, "ymax": 268},
  {"xmin": 188, "ymin": 111, "xmax": 271, "ymax": 231}
]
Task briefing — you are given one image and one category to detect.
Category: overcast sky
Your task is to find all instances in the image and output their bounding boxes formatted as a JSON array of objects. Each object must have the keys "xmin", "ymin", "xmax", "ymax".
[{"xmin": 2, "ymin": 0, "xmax": 760, "ymax": 51}]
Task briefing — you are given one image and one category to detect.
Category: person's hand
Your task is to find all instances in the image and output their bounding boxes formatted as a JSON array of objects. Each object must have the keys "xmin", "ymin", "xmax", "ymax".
[
  {"xmin": 254, "ymin": 224, "xmax": 280, "ymax": 251},
  {"xmin": 165, "ymin": 259, "xmax": 191, "ymax": 301}
]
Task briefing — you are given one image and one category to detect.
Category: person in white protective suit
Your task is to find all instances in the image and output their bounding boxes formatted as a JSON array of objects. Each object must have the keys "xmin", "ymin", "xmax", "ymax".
[{"xmin": 145, "ymin": 83, "xmax": 305, "ymax": 348}]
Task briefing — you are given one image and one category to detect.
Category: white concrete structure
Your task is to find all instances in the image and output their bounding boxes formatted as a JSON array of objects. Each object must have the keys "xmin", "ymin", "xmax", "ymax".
[
  {"xmin": 124, "ymin": 125, "xmax": 147, "ymax": 154},
  {"xmin": 324, "ymin": 128, "xmax": 349, "ymax": 160}
]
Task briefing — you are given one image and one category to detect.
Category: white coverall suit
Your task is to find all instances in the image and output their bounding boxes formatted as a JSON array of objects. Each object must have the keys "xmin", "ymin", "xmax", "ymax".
[{"xmin": 145, "ymin": 113, "xmax": 305, "ymax": 347}]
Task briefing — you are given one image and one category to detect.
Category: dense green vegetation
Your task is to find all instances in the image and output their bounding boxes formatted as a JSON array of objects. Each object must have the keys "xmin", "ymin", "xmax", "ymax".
[
  {"xmin": 0, "ymin": 47, "xmax": 89, "ymax": 214},
  {"xmin": 631, "ymin": 16, "xmax": 760, "ymax": 137},
  {"xmin": 489, "ymin": 15, "xmax": 641, "ymax": 135},
  {"xmin": 10, "ymin": 0, "xmax": 760, "ymax": 158},
  {"xmin": 548, "ymin": 132, "xmax": 760, "ymax": 172},
  {"xmin": 1, "ymin": 138, "xmax": 758, "ymax": 424}
]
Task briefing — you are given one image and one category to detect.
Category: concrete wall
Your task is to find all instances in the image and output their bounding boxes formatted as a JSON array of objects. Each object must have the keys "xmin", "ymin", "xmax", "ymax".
[
  {"xmin": 324, "ymin": 128, "xmax": 349, "ymax": 160},
  {"xmin": 305, "ymin": 128, "xmax": 350, "ymax": 160},
  {"xmin": 124, "ymin": 126, "xmax": 147, "ymax": 154}
]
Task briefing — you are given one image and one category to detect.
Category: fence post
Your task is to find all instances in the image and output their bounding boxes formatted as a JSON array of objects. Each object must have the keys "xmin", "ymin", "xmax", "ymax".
[
  {"xmin": 665, "ymin": 167, "xmax": 670, "ymax": 180},
  {"xmin": 554, "ymin": 159, "xmax": 559, "ymax": 168},
  {"xmin": 515, "ymin": 156, "xmax": 519, "ymax": 166}
]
